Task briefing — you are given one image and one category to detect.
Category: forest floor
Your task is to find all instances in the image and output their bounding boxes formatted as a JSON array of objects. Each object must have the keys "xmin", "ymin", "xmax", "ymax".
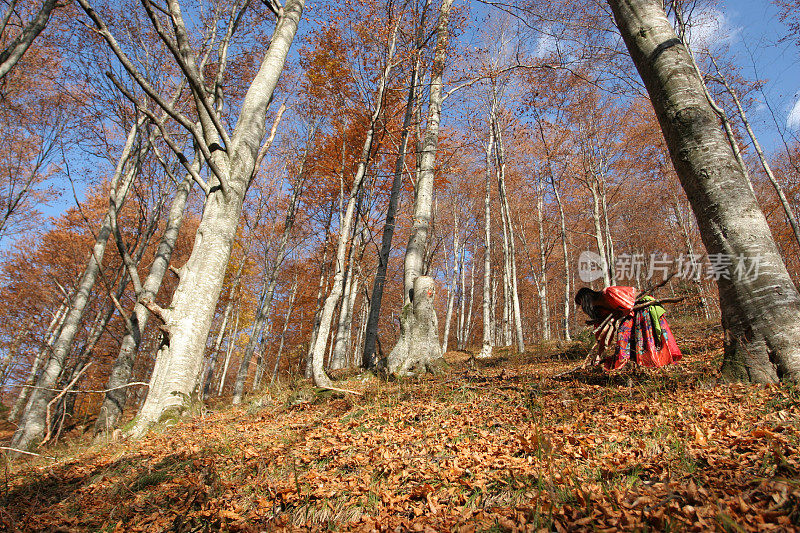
[{"xmin": 1, "ymin": 319, "xmax": 800, "ymax": 532}]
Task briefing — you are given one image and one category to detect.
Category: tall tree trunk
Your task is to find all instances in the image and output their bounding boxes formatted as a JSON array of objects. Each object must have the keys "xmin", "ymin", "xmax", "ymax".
[
  {"xmin": 8, "ymin": 302, "xmax": 66, "ymax": 422},
  {"xmin": 312, "ymin": 16, "xmax": 400, "ymax": 387},
  {"xmin": 588, "ymin": 177, "xmax": 611, "ymax": 287},
  {"xmin": 95, "ymin": 172, "xmax": 195, "ymax": 433},
  {"xmin": 362, "ymin": 3, "xmax": 429, "ymax": 369},
  {"xmin": 341, "ymin": 273, "xmax": 360, "ymax": 365},
  {"xmin": 607, "ymin": 0, "xmax": 800, "ymax": 382},
  {"xmin": 498, "ymin": 194, "xmax": 512, "ymax": 346},
  {"xmin": 10, "ymin": 121, "xmax": 142, "ymax": 452},
  {"xmin": 493, "ymin": 129, "xmax": 511, "ymax": 349},
  {"xmin": 534, "ymin": 105, "xmax": 571, "ymax": 341},
  {"xmin": 387, "ymin": 0, "xmax": 454, "ymax": 376},
  {"xmin": 535, "ymin": 182, "xmax": 551, "ymax": 341},
  {"xmin": 441, "ymin": 207, "xmax": 459, "ymax": 353},
  {"xmin": 478, "ymin": 127, "xmax": 495, "ymax": 359},
  {"xmin": 354, "ymin": 302, "xmax": 367, "ymax": 367},
  {"xmin": 59, "ymin": 264, "xmax": 132, "ymax": 437},
  {"xmin": 252, "ymin": 320, "xmax": 271, "ymax": 391},
  {"xmin": 331, "ymin": 255, "xmax": 356, "ymax": 370},
  {"xmin": 131, "ymin": 1, "xmax": 304, "ymax": 434},
  {"xmin": 600, "ymin": 179, "xmax": 616, "ymax": 285},
  {"xmin": 217, "ymin": 302, "xmax": 241, "ymax": 396},
  {"xmin": 507, "ymin": 210, "xmax": 525, "ymax": 350},
  {"xmin": 305, "ymin": 205, "xmax": 334, "ymax": 378},
  {"xmin": 456, "ymin": 243, "xmax": 466, "ymax": 350},
  {"xmin": 552, "ymin": 181, "xmax": 571, "ymax": 341},
  {"xmin": 464, "ymin": 256, "xmax": 476, "ymax": 347}
]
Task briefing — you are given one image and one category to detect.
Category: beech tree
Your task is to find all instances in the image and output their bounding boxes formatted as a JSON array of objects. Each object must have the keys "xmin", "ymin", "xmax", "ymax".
[
  {"xmin": 385, "ymin": 0, "xmax": 454, "ymax": 376},
  {"xmin": 10, "ymin": 120, "xmax": 146, "ymax": 452},
  {"xmin": 61, "ymin": 0, "xmax": 307, "ymax": 437},
  {"xmin": 607, "ymin": 0, "xmax": 800, "ymax": 382}
]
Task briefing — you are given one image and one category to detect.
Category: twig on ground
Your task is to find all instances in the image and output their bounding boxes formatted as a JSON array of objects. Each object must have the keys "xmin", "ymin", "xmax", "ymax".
[
  {"xmin": 0, "ymin": 447, "xmax": 56, "ymax": 459},
  {"xmin": 319, "ymin": 385, "xmax": 363, "ymax": 396}
]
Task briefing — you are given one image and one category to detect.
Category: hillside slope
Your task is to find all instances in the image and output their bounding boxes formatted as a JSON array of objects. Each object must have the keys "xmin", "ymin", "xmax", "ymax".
[{"xmin": 2, "ymin": 321, "xmax": 799, "ymax": 531}]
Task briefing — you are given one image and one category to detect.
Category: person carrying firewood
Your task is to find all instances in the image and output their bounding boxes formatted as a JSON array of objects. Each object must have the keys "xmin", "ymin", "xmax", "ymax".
[{"xmin": 574, "ymin": 286, "xmax": 682, "ymax": 370}]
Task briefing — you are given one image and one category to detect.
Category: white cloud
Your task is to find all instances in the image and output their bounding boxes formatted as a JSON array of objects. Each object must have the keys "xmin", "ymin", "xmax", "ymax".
[
  {"xmin": 684, "ymin": 8, "xmax": 741, "ymax": 51},
  {"xmin": 786, "ymin": 97, "xmax": 800, "ymax": 130}
]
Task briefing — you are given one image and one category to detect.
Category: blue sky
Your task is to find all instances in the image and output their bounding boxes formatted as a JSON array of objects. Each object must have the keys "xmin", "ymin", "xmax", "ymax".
[
  {"xmin": 713, "ymin": 0, "xmax": 800, "ymax": 153},
  {"xmin": 33, "ymin": 1, "xmax": 800, "ymax": 232}
]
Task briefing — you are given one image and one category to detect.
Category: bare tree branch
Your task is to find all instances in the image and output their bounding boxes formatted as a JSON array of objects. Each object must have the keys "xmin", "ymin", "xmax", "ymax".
[{"xmin": 0, "ymin": 0, "xmax": 60, "ymax": 79}]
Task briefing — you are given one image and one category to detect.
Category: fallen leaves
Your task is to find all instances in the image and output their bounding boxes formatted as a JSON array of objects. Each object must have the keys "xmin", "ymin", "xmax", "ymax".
[{"xmin": 2, "ymin": 322, "xmax": 799, "ymax": 531}]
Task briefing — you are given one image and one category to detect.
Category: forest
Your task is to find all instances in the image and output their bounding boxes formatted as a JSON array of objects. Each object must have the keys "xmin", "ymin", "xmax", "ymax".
[{"xmin": 1, "ymin": 0, "xmax": 800, "ymax": 530}]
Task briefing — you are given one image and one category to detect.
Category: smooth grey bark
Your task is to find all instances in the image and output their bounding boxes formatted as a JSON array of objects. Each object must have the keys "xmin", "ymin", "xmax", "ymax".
[
  {"xmin": 389, "ymin": 0, "xmax": 454, "ymax": 376},
  {"xmin": 401, "ymin": 0, "xmax": 454, "ymax": 305},
  {"xmin": 59, "ymin": 263, "xmax": 135, "ymax": 436},
  {"xmin": 463, "ymin": 255, "xmax": 475, "ymax": 348},
  {"xmin": 232, "ymin": 169, "xmax": 304, "ymax": 404},
  {"xmin": 252, "ymin": 320, "xmax": 271, "ymax": 391},
  {"xmin": 478, "ymin": 128, "xmax": 495, "ymax": 359},
  {"xmin": 533, "ymin": 181, "xmax": 550, "ymax": 341},
  {"xmin": 587, "ymin": 167, "xmax": 611, "ymax": 287},
  {"xmin": 354, "ymin": 301, "xmax": 368, "ymax": 368},
  {"xmin": 552, "ymin": 181, "xmax": 571, "ymax": 341},
  {"xmin": 341, "ymin": 269, "xmax": 360, "ymax": 366},
  {"xmin": 312, "ymin": 16, "xmax": 400, "ymax": 388},
  {"xmin": 498, "ymin": 181, "xmax": 512, "ymax": 346},
  {"xmin": 331, "ymin": 258, "xmax": 360, "ymax": 370},
  {"xmin": 94, "ymin": 171, "xmax": 194, "ymax": 433},
  {"xmin": 129, "ymin": 0, "xmax": 304, "ymax": 434},
  {"xmin": 73, "ymin": 175, "xmax": 164, "ymax": 434},
  {"xmin": 535, "ymin": 113, "xmax": 571, "ymax": 341},
  {"xmin": 204, "ymin": 287, "xmax": 235, "ymax": 396},
  {"xmin": 9, "ymin": 122, "xmax": 142, "ymax": 452},
  {"xmin": 608, "ymin": 0, "xmax": 800, "ymax": 382},
  {"xmin": 0, "ymin": 0, "xmax": 59, "ymax": 79},
  {"xmin": 330, "ymin": 246, "xmax": 355, "ymax": 370},
  {"xmin": 601, "ymin": 179, "xmax": 616, "ymax": 285},
  {"xmin": 387, "ymin": 276, "xmax": 446, "ymax": 375},
  {"xmin": 492, "ymin": 103, "xmax": 512, "ymax": 347}
]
